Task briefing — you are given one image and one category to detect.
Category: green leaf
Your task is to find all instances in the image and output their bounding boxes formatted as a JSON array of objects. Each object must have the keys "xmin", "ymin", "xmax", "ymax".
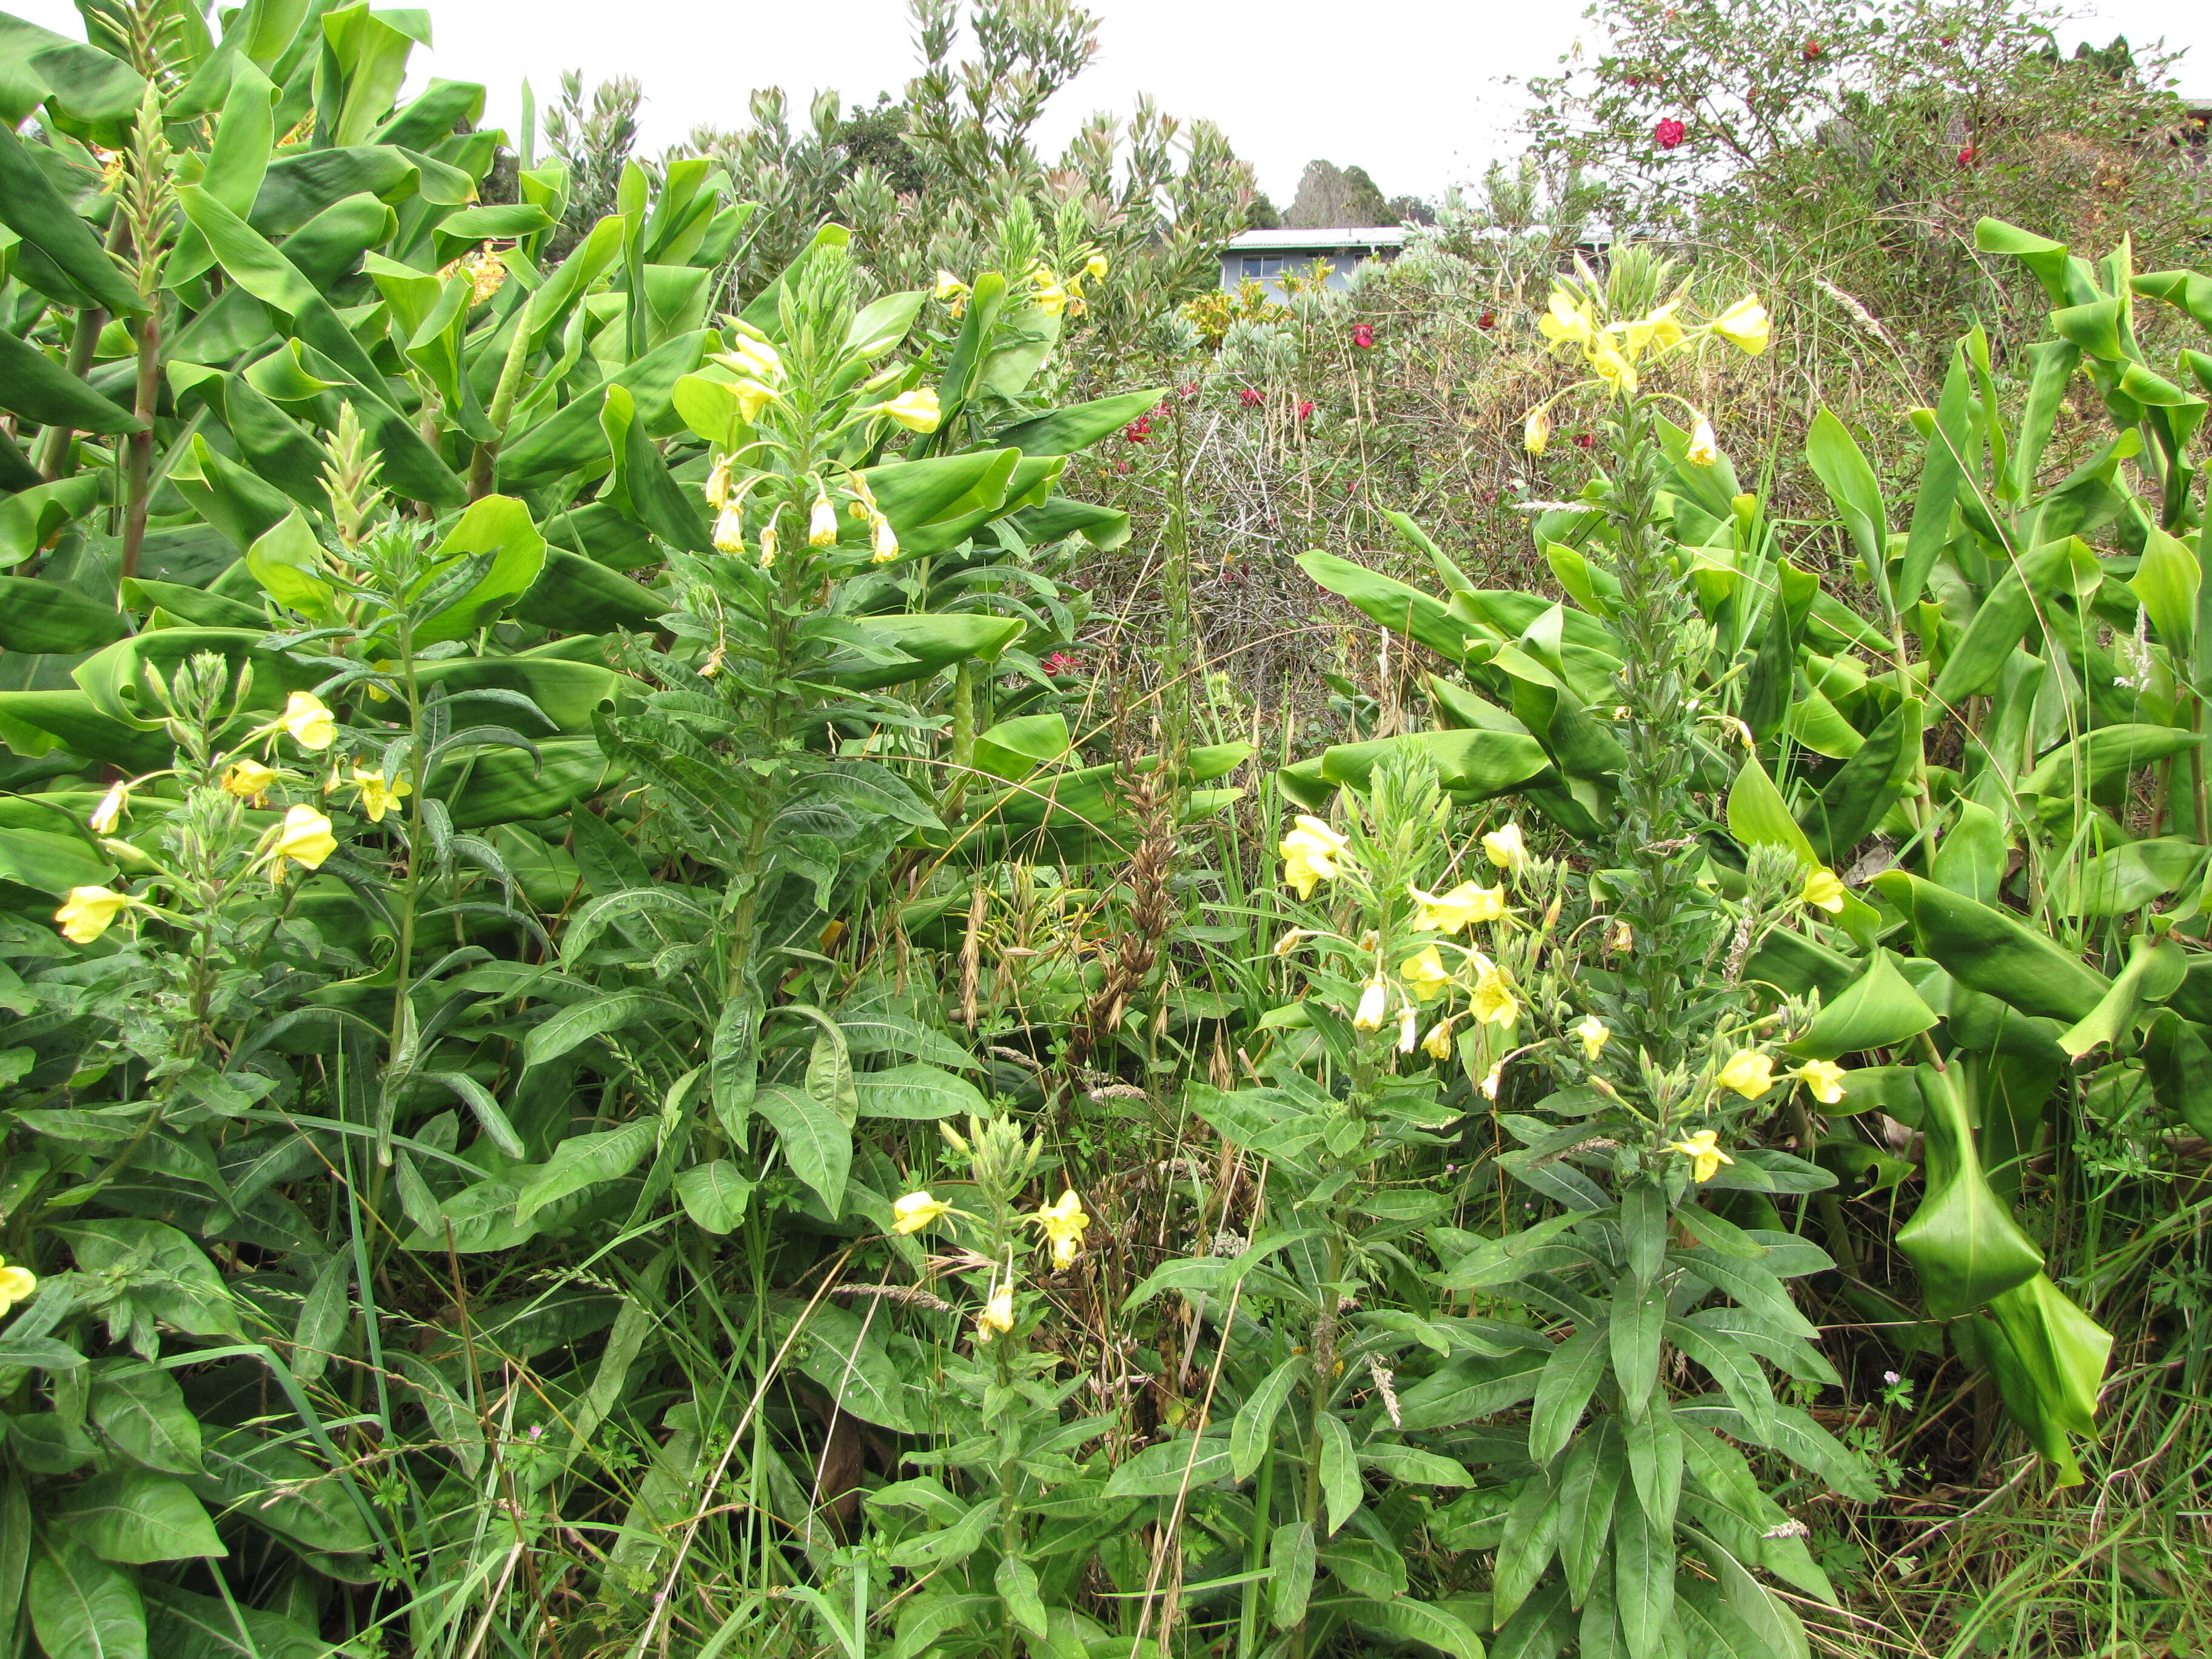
[
  {"xmin": 1527, "ymin": 1324, "xmax": 1605, "ymax": 1463},
  {"xmin": 1609, "ymin": 1273, "xmax": 1664, "ymax": 1422},
  {"xmin": 141, "ymin": 1580, "xmax": 332, "ymax": 1659},
  {"xmin": 1555, "ymin": 1422, "xmax": 1624, "ymax": 1604},
  {"xmin": 244, "ymin": 510, "xmax": 341, "ymax": 624},
  {"xmin": 1356, "ymin": 1443, "xmax": 1473, "ymax": 1486},
  {"xmin": 1100, "ymin": 1433, "xmax": 1232, "ymax": 1499},
  {"xmin": 1267, "ymin": 1519, "xmax": 1316, "ymax": 1631},
  {"xmin": 1799, "ymin": 697, "xmax": 1922, "ymax": 864},
  {"xmin": 27, "ymin": 1535, "xmax": 145, "ymax": 1659},
  {"xmin": 53, "ymin": 1470, "xmax": 226, "ymax": 1563},
  {"xmin": 412, "ymin": 495, "xmax": 549, "ymax": 645},
  {"xmin": 853, "ymin": 1062, "xmax": 987, "ymax": 1121},
  {"xmin": 1785, "ymin": 950, "xmax": 1940, "ymax": 1061},
  {"xmin": 1895, "ymin": 1064, "xmax": 2042, "ymax": 1319},
  {"xmin": 990, "ymin": 387, "xmax": 1167, "ymax": 457},
  {"xmin": 1624, "ymin": 1400, "xmax": 1683, "ymax": 1530},
  {"xmin": 0, "ymin": 122, "xmax": 145, "ymax": 313},
  {"xmin": 0, "ymin": 327, "xmax": 143, "ymax": 434},
  {"xmin": 1805, "ymin": 409, "xmax": 1889, "ymax": 602},
  {"xmin": 1231, "ymin": 1355, "xmax": 1302, "ymax": 1480},
  {"xmin": 1723, "ymin": 755, "xmax": 1817, "ymax": 868},
  {"xmin": 1985, "ymin": 1273, "xmax": 2111, "ymax": 1440},
  {"xmin": 89, "ymin": 1366, "xmax": 202, "ymax": 1475},
  {"xmin": 521, "ymin": 989, "xmax": 681, "ymax": 1068},
  {"xmin": 1318, "ymin": 1411, "xmax": 1359, "ymax": 1533},
  {"xmin": 1338, "ymin": 1595, "xmax": 1487, "ymax": 1659},
  {"xmin": 994, "ymin": 1553, "xmax": 1048, "ymax": 1639},
  {"xmin": 2059, "ymin": 934, "xmax": 2187, "ymax": 1058},
  {"xmin": 756, "ymin": 1083, "xmax": 852, "ymax": 1216},
  {"xmin": 1871, "ymin": 870, "xmax": 2109, "ymax": 1023},
  {"xmin": 884, "ymin": 1496, "xmax": 996, "ymax": 1569},
  {"xmin": 674, "ymin": 1160, "xmax": 752, "ymax": 1234},
  {"xmin": 1299, "ymin": 549, "xmax": 1484, "ymax": 663},
  {"xmin": 511, "ymin": 1121, "xmax": 656, "ymax": 1225},
  {"xmin": 1490, "ymin": 1470, "xmax": 1559, "ymax": 1629},
  {"xmin": 1611, "ymin": 1490, "xmax": 1674, "ymax": 1659}
]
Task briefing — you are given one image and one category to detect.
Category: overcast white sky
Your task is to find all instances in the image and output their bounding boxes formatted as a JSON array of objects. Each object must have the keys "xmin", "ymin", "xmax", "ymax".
[{"xmin": 12, "ymin": 0, "xmax": 2210, "ymax": 202}]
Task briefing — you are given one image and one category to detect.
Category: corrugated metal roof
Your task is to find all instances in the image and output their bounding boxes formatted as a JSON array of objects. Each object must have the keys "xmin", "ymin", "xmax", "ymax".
[{"xmin": 1224, "ymin": 227, "xmax": 1412, "ymax": 252}]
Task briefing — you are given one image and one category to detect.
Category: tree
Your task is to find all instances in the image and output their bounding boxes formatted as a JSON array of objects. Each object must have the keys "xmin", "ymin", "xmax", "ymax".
[{"xmin": 1284, "ymin": 159, "xmax": 1392, "ymax": 227}]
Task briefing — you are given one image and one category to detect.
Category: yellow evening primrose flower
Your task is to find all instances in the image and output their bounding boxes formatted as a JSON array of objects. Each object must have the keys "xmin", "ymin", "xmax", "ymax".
[
  {"xmin": 1524, "ymin": 406, "xmax": 1552, "ymax": 455},
  {"xmin": 269, "ymin": 805, "xmax": 337, "ymax": 879},
  {"xmin": 1574, "ymin": 1014, "xmax": 1610, "ymax": 1062},
  {"xmin": 88, "ymin": 782, "xmax": 129, "ymax": 834},
  {"xmin": 0, "ymin": 1256, "xmax": 38, "ymax": 1320},
  {"xmin": 758, "ymin": 524, "xmax": 779, "ymax": 568},
  {"xmin": 703, "ymin": 455, "xmax": 736, "ymax": 509},
  {"xmin": 1422, "ymin": 1016, "xmax": 1455, "ymax": 1061},
  {"xmin": 1085, "ymin": 252, "xmax": 1110, "ymax": 280},
  {"xmin": 223, "ymin": 759, "xmax": 276, "ymax": 802},
  {"xmin": 279, "ymin": 691, "xmax": 337, "ymax": 752},
  {"xmin": 1478, "ymin": 1062, "xmax": 1504, "ymax": 1101},
  {"xmin": 871, "ymin": 514, "xmax": 900, "ymax": 564},
  {"xmin": 1399, "ymin": 945, "xmax": 1452, "ymax": 1004},
  {"xmin": 879, "ymin": 388, "xmax": 941, "ymax": 432},
  {"xmin": 352, "ymin": 766, "xmax": 411, "ymax": 825},
  {"xmin": 1028, "ymin": 1189, "xmax": 1091, "ymax": 1269},
  {"xmin": 1687, "ymin": 417, "xmax": 1720, "ymax": 467},
  {"xmin": 55, "ymin": 885, "xmax": 133, "ymax": 944},
  {"xmin": 934, "ymin": 269, "xmax": 968, "ymax": 303},
  {"xmin": 1615, "ymin": 301, "xmax": 1685, "ymax": 356},
  {"xmin": 712, "ymin": 505, "xmax": 746, "ymax": 555},
  {"xmin": 1482, "ymin": 823, "xmax": 1528, "ymax": 874},
  {"xmin": 1410, "ymin": 880, "xmax": 1504, "ymax": 934},
  {"xmin": 733, "ymin": 380, "xmax": 775, "ymax": 422},
  {"xmin": 1352, "ymin": 977, "xmax": 1389, "ymax": 1031},
  {"xmin": 1712, "ymin": 295, "xmax": 1771, "ymax": 356},
  {"xmin": 1538, "ymin": 290, "xmax": 1597, "ymax": 347},
  {"xmin": 808, "ymin": 494, "xmax": 839, "ymax": 547},
  {"xmin": 1716, "ymin": 1049, "xmax": 1776, "ymax": 1100},
  {"xmin": 1032, "ymin": 277, "xmax": 1067, "ymax": 317},
  {"xmin": 1795, "ymin": 1060, "xmax": 1849, "ymax": 1105},
  {"xmin": 1279, "ymin": 815, "xmax": 1350, "ymax": 899},
  {"xmin": 891, "ymin": 1191, "xmax": 951, "ymax": 1234},
  {"xmin": 723, "ymin": 335, "xmax": 782, "ymax": 381},
  {"xmin": 1588, "ymin": 334, "xmax": 1638, "ymax": 396},
  {"xmin": 1801, "ymin": 867, "xmax": 1847, "ymax": 914},
  {"xmin": 1470, "ymin": 959, "xmax": 1520, "ymax": 1027},
  {"xmin": 0, "ymin": 1255, "xmax": 36, "ymax": 1316},
  {"xmin": 1669, "ymin": 1128, "xmax": 1735, "ymax": 1183},
  {"xmin": 1272, "ymin": 928, "xmax": 1313, "ymax": 957},
  {"xmin": 974, "ymin": 1282, "xmax": 1015, "ymax": 1342}
]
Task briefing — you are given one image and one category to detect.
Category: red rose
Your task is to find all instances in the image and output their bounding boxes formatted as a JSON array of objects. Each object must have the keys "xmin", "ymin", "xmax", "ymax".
[{"xmin": 1654, "ymin": 117, "xmax": 1687, "ymax": 150}]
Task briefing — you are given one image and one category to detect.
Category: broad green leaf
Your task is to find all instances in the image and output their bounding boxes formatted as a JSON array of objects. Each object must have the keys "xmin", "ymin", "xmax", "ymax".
[
  {"xmin": 1805, "ymin": 409, "xmax": 1889, "ymax": 602},
  {"xmin": 1338, "ymin": 1595, "xmax": 1487, "ymax": 1659},
  {"xmin": 1491, "ymin": 1470, "xmax": 1559, "ymax": 1629},
  {"xmin": 1871, "ymin": 870, "xmax": 2108, "ymax": 1022},
  {"xmin": 141, "ymin": 1580, "xmax": 331, "ymax": 1659},
  {"xmin": 412, "ymin": 495, "xmax": 549, "ymax": 644},
  {"xmin": 521, "ymin": 989, "xmax": 681, "ymax": 1067},
  {"xmin": 1896, "ymin": 1064, "xmax": 2042, "ymax": 1318},
  {"xmin": 1355, "ymin": 1443, "xmax": 1473, "ymax": 1486},
  {"xmin": 1317, "ymin": 1412, "xmax": 1359, "ymax": 1533},
  {"xmin": 1556, "ymin": 1421, "xmax": 1624, "ymax": 1604},
  {"xmin": 89, "ymin": 1366, "xmax": 201, "ymax": 1474},
  {"xmin": 1785, "ymin": 950, "xmax": 1939, "ymax": 1060},
  {"xmin": 1528, "ymin": 1325, "xmax": 1604, "ymax": 1463},
  {"xmin": 1624, "ymin": 1399, "xmax": 1683, "ymax": 1530},
  {"xmin": 756, "ymin": 1084, "xmax": 852, "ymax": 1216},
  {"xmin": 1231, "ymin": 1355, "xmax": 1302, "ymax": 1480},
  {"xmin": 1609, "ymin": 1273, "xmax": 1664, "ymax": 1422},
  {"xmin": 853, "ymin": 1062, "xmax": 987, "ymax": 1121},
  {"xmin": 1985, "ymin": 1273, "xmax": 2111, "ymax": 1440},
  {"xmin": 2058, "ymin": 934, "xmax": 2187, "ymax": 1058},
  {"xmin": 1100, "ymin": 1433, "xmax": 1232, "ymax": 1499},
  {"xmin": 511, "ymin": 1121, "xmax": 656, "ymax": 1225},
  {"xmin": 53, "ymin": 1470, "xmax": 225, "ymax": 1563},
  {"xmin": 1267, "ymin": 1519, "xmax": 1315, "ymax": 1631},
  {"xmin": 1724, "ymin": 754, "xmax": 1816, "ymax": 868},
  {"xmin": 27, "ymin": 1536, "xmax": 146, "ymax": 1659},
  {"xmin": 0, "ymin": 121, "xmax": 146, "ymax": 313},
  {"xmin": 1611, "ymin": 1490, "xmax": 1674, "ymax": 1659},
  {"xmin": 674, "ymin": 1161, "xmax": 752, "ymax": 1234}
]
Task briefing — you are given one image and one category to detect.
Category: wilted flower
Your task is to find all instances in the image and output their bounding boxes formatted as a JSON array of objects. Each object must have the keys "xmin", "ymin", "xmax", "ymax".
[
  {"xmin": 1478, "ymin": 1062, "xmax": 1504, "ymax": 1101},
  {"xmin": 351, "ymin": 766, "xmax": 411, "ymax": 825},
  {"xmin": 808, "ymin": 494, "xmax": 839, "ymax": 548},
  {"xmin": 0, "ymin": 1256, "xmax": 36, "ymax": 1318},
  {"xmin": 1028, "ymin": 1189, "xmax": 1091, "ymax": 1268},
  {"xmin": 1279, "ymin": 815, "xmax": 1350, "ymax": 899},
  {"xmin": 1524, "ymin": 406, "xmax": 1552, "ymax": 455},
  {"xmin": 280, "ymin": 692, "xmax": 336, "ymax": 751},
  {"xmin": 712, "ymin": 505, "xmax": 746, "ymax": 555},
  {"xmin": 879, "ymin": 388, "xmax": 940, "ymax": 432},
  {"xmin": 1801, "ymin": 866, "xmax": 1847, "ymax": 914},
  {"xmin": 1795, "ymin": 1060, "xmax": 1849, "ymax": 1105},
  {"xmin": 870, "ymin": 514, "xmax": 900, "ymax": 564},
  {"xmin": 891, "ymin": 1191, "xmax": 951, "ymax": 1234},
  {"xmin": 1654, "ymin": 116, "xmax": 1687, "ymax": 149},
  {"xmin": 55, "ymin": 885, "xmax": 135, "ymax": 944},
  {"xmin": 1574, "ymin": 1014, "xmax": 1610, "ymax": 1062},
  {"xmin": 1399, "ymin": 945, "xmax": 1452, "ymax": 1004},
  {"xmin": 1717, "ymin": 1049, "xmax": 1776, "ymax": 1100},
  {"xmin": 1422, "ymin": 1017, "xmax": 1455, "ymax": 1060},
  {"xmin": 1609, "ymin": 919, "xmax": 1635, "ymax": 952},
  {"xmin": 223, "ymin": 759, "xmax": 276, "ymax": 803},
  {"xmin": 1687, "ymin": 417, "xmax": 1720, "ymax": 467},
  {"xmin": 1353, "ymin": 977, "xmax": 1389, "ymax": 1031},
  {"xmin": 1397, "ymin": 1004, "xmax": 1419, "ymax": 1053},
  {"xmin": 1272, "ymin": 927, "xmax": 1313, "ymax": 957},
  {"xmin": 974, "ymin": 1282, "xmax": 1015, "ymax": 1342},
  {"xmin": 1711, "ymin": 295, "xmax": 1771, "ymax": 355},
  {"xmin": 1669, "ymin": 1128, "xmax": 1735, "ymax": 1182},
  {"xmin": 89, "ymin": 782, "xmax": 129, "ymax": 834},
  {"xmin": 1482, "ymin": 823, "xmax": 1528, "ymax": 874},
  {"xmin": 269, "ymin": 805, "xmax": 337, "ymax": 879}
]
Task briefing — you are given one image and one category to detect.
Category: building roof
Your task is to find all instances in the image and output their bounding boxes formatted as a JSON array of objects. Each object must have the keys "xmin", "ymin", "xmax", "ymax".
[{"xmin": 1225, "ymin": 226, "xmax": 1412, "ymax": 252}]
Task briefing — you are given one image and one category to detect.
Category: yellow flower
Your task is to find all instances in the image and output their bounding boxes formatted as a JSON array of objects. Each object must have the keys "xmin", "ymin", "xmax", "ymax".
[
  {"xmin": 55, "ymin": 885, "xmax": 133, "ymax": 944},
  {"xmin": 1574, "ymin": 1014, "xmax": 1610, "ymax": 1062},
  {"xmin": 458, "ymin": 246, "xmax": 506, "ymax": 305},
  {"xmin": 1353, "ymin": 977, "xmax": 1389, "ymax": 1031},
  {"xmin": 1609, "ymin": 920, "xmax": 1634, "ymax": 953},
  {"xmin": 1272, "ymin": 928, "xmax": 1313, "ymax": 957},
  {"xmin": 1470, "ymin": 957, "xmax": 1520, "ymax": 1027},
  {"xmin": 722, "ymin": 335, "xmax": 783, "ymax": 381},
  {"xmin": 891, "ymin": 1191, "xmax": 951, "ymax": 1234},
  {"xmin": 1537, "ymin": 290, "xmax": 1597, "ymax": 347},
  {"xmin": 269, "ymin": 805, "xmax": 337, "ymax": 879},
  {"xmin": 871, "ymin": 514, "xmax": 900, "ymax": 564},
  {"xmin": 0, "ymin": 1256, "xmax": 36, "ymax": 1318},
  {"xmin": 1801, "ymin": 867, "xmax": 1846, "ymax": 914},
  {"xmin": 89, "ymin": 782, "xmax": 129, "ymax": 834},
  {"xmin": 1397, "ymin": 1004, "xmax": 1419, "ymax": 1053},
  {"xmin": 712, "ymin": 505, "xmax": 746, "ymax": 555},
  {"xmin": 759, "ymin": 524, "xmax": 779, "ymax": 568},
  {"xmin": 703, "ymin": 455, "xmax": 736, "ymax": 509},
  {"xmin": 1422, "ymin": 1016, "xmax": 1455, "ymax": 1060},
  {"xmin": 1032, "ymin": 276, "xmax": 1067, "ymax": 317},
  {"xmin": 879, "ymin": 388, "xmax": 941, "ymax": 432},
  {"xmin": 1481, "ymin": 823, "xmax": 1527, "ymax": 874},
  {"xmin": 974, "ymin": 1282, "xmax": 1015, "ymax": 1342},
  {"xmin": 1279, "ymin": 815, "xmax": 1350, "ymax": 899},
  {"xmin": 1084, "ymin": 252, "xmax": 1110, "ymax": 280},
  {"xmin": 1795, "ymin": 1060, "xmax": 1849, "ymax": 1106},
  {"xmin": 1399, "ymin": 945, "xmax": 1452, "ymax": 1004},
  {"xmin": 734, "ymin": 380, "xmax": 775, "ymax": 422},
  {"xmin": 1716, "ymin": 1049, "xmax": 1775, "ymax": 1100},
  {"xmin": 1028, "ymin": 1189, "xmax": 1091, "ymax": 1269},
  {"xmin": 1523, "ymin": 406, "xmax": 1552, "ymax": 455},
  {"xmin": 1410, "ymin": 880, "xmax": 1504, "ymax": 934},
  {"xmin": 808, "ymin": 495, "xmax": 839, "ymax": 548},
  {"xmin": 1589, "ymin": 334, "xmax": 1638, "ymax": 396},
  {"xmin": 934, "ymin": 269, "xmax": 968, "ymax": 304},
  {"xmin": 1712, "ymin": 295, "xmax": 1771, "ymax": 356},
  {"xmin": 351, "ymin": 766, "xmax": 411, "ymax": 825},
  {"xmin": 1669, "ymin": 1128, "xmax": 1735, "ymax": 1182},
  {"xmin": 223, "ymin": 759, "xmax": 277, "ymax": 802},
  {"xmin": 1478, "ymin": 1062, "xmax": 1504, "ymax": 1101},
  {"xmin": 279, "ymin": 691, "xmax": 336, "ymax": 752},
  {"xmin": 1687, "ymin": 417, "xmax": 1720, "ymax": 467}
]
